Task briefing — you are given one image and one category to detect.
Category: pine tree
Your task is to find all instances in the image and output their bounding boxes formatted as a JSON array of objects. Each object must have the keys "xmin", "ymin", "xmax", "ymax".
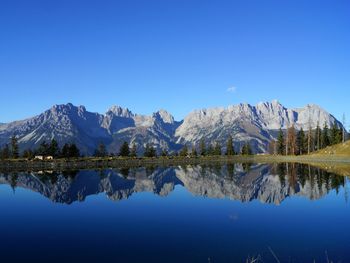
[
  {"xmin": 144, "ymin": 143, "xmax": 156, "ymax": 157},
  {"xmin": 277, "ymin": 129, "xmax": 285, "ymax": 155},
  {"xmin": 61, "ymin": 143, "xmax": 70, "ymax": 158},
  {"xmin": 214, "ymin": 141, "xmax": 222, "ymax": 156},
  {"xmin": 191, "ymin": 145, "xmax": 198, "ymax": 157},
  {"xmin": 10, "ymin": 135, "xmax": 19, "ymax": 159},
  {"xmin": 241, "ymin": 142, "xmax": 252, "ymax": 155},
  {"xmin": 37, "ymin": 141, "xmax": 50, "ymax": 155},
  {"xmin": 22, "ymin": 149, "xmax": 34, "ymax": 159},
  {"xmin": 296, "ymin": 128, "xmax": 306, "ymax": 155},
  {"xmin": 161, "ymin": 148, "xmax": 168, "ymax": 157},
  {"xmin": 314, "ymin": 124, "xmax": 321, "ymax": 151},
  {"xmin": 62, "ymin": 143, "xmax": 80, "ymax": 158},
  {"xmin": 0, "ymin": 144, "xmax": 10, "ymax": 160},
  {"xmin": 130, "ymin": 143, "xmax": 137, "ymax": 157},
  {"xmin": 207, "ymin": 144, "xmax": 214, "ymax": 156},
  {"xmin": 48, "ymin": 139, "xmax": 60, "ymax": 157},
  {"xmin": 119, "ymin": 141, "xmax": 130, "ymax": 157},
  {"xmin": 226, "ymin": 135, "xmax": 235, "ymax": 156},
  {"xmin": 321, "ymin": 123, "xmax": 330, "ymax": 148},
  {"xmin": 179, "ymin": 145, "xmax": 188, "ymax": 157},
  {"xmin": 94, "ymin": 142, "xmax": 107, "ymax": 157},
  {"xmin": 199, "ymin": 138, "xmax": 206, "ymax": 156},
  {"xmin": 69, "ymin": 144, "xmax": 80, "ymax": 158}
]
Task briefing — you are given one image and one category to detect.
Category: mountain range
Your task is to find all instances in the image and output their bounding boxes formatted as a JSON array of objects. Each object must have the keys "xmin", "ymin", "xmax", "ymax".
[{"xmin": 0, "ymin": 100, "xmax": 343, "ymax": 155}]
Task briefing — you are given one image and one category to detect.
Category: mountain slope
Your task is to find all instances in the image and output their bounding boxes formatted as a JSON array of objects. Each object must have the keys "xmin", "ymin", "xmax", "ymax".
[
  {"xmin": 175, "ymin": 100, "xmax": 342, "ymax": 152},
  {"xmin": 0, "ymin": 101, "xmax": 343, "ymax": 154}
]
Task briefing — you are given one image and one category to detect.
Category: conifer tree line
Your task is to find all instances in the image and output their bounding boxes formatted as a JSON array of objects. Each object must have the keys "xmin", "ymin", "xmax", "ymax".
[
  {"xmin": 0, "ymin": 135, "xmax": 255, "ymax": 160},
  {"xmin": 0, "ymin": 137, "xmax": 80, "ymax": 160},
  {"xmin": 269, "ymin": 122, "xmax": 347, "ymax": 155}
]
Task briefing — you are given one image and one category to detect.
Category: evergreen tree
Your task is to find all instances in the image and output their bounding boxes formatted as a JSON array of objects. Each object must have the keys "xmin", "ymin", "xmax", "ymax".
[
  {"xmin": 37, "ymin": 141, "xmax": 50, "ymax": 155},
  {"xmin": 241, "ymin": 142, "xmax": 252, "ymax": 155},
  {"xmin": 214, "ymin": 141, "xmax": 222, "ymax": 156},
  {"xmin": 144, "ymin": 143, "xmax": 156, "ymax": 157},
  {"xmin": 296, "ymin": 128, "xmax": 306, "ymax": 155},
  {"xmin": 314, "ymin": 123, "xmax": 321, "ymax": 151},
  {"xmin": 277, "ymin": 129, "xmax": 285, "ymax": 155},
  {"xmin": 226, "ymin": 135, "xmax": 235, "ymax": 156},
  {"xmin": 69, "ymin": 144, "xmax": 80, "ymax": 158},
  {"xmin": 119, "ymin": 141, "xmax": 130, "ymax": 157},
  {"xmin": 61, "ymin": 143, "xmax": 70, "ymax": 158},
  {"xmin": 62, "ymin": 143, "xmax": 80, "ymax": 158},
  {"xmin": 161, "ymin": 148, "xmax": 168, "ymax": 157},
  {"xmin": 94, "ymin": 142, "xmax": 107, "ymax": 157},
  {"xmin": 179, "ymin": 145, "xmax": 188, "ymax": 157},
  {"xmin": 199, "ymin": 138, "xmax": 206, "ymax": 156},
  {"xmin": 0, "ymin": 144, "xmax": 10, "ymax": 160},
  {"xmin": 48, "ymin": 139, "xmax": 60, "ymax": 157},
  {"xmin": 207, "ymin": 144, "xmax": 214, "ymax": 156},
  {"xmin": 22, "ymin": 149, "xmax": 34, "ymax": 159},
  {"xmin": 130, "ymin": 143, "xmax": 137, "ymax": 157},
  {"xmin": 10, "ymin": 135, "xmax": 19, "ymax": 159},
  {"xmin": 321, "ymin": 123, "xmax": 330, "ymax": 148},
  {"xmin": 191, "ymin": 145, "xmax": 197, "ymax": 157}
]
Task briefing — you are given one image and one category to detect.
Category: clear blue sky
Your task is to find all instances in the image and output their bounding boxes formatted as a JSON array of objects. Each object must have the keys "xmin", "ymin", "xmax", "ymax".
[{"xmin": 0, "ymin": 0, "xmax": 349, "ymax": 124}]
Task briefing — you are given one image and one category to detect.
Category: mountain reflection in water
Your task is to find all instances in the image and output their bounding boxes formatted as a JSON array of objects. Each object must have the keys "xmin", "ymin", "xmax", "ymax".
[{"xmin": 0, "ymin": 163, "xmax": 346, "ymax": 205}]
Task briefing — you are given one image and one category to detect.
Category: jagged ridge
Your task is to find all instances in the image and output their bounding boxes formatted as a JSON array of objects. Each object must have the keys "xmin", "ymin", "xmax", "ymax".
[{"xmin": 0, "ymin": 101, "xmax": 343, "ymax": 154}]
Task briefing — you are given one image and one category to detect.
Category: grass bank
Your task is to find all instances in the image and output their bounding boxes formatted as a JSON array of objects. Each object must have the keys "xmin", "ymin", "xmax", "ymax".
[{"xmin": 0, "ymin": 154, "xmax": 349, "ymax": 173}]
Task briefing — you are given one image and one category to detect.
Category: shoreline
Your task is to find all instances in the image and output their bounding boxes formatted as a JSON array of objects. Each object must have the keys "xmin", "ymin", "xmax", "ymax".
[{"xmin": 0, "ymin": 155, "xmax": 349, "ymax": 172}]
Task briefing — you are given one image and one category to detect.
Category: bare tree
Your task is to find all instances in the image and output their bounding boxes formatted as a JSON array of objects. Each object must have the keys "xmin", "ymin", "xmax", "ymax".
[
  {"xmin": 287, "ymin": 125, "xmax": 296, "ymax": 155},
  {"xmin": 307, "ymin": 106, "xmax": 312, "ymax": 154},
  {"xmin": 342, "ymin": 113, "xmax": 346, "ymax": 143}
]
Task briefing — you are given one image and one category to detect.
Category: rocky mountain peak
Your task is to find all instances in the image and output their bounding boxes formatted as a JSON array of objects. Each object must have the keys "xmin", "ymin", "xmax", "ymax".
[
  {"xmin": 107, "ymin": 105, "xmax": 134, "ymax": 118},
  {"xmin": 152, "ymin": 109, "xmax": 175, "ymax": 124}
]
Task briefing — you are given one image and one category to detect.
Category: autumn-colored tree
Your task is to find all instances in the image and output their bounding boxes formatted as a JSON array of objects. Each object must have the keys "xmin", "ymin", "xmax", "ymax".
[
  {"xmin": 286, "ymin": 125, "xmax": 296, "ymax": 155},
  {"xmin": 268, "ymin": 140, "xmax": 277, "ymax": 155}
]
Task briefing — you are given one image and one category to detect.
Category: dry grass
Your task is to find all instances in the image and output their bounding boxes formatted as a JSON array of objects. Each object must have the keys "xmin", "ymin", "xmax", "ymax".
[{"xmin": 311, "ymin": 140, "xmax": 350, "ymax": 156}]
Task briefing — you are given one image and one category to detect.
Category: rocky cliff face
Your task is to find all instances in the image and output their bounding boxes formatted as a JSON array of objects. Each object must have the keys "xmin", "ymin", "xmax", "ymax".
[
  {"xmin": 0, "ymin": 101, "xmax": 342, "ymax": 154},
  {"xmin": 175, "ymin": 100, "xmax": 342, "ymax": 152}
]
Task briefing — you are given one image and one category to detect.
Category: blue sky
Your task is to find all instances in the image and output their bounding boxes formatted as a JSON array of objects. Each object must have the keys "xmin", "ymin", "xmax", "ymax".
[{"xmin": 0, "ymin": 0, "xmax": 349, "ymax": 123}]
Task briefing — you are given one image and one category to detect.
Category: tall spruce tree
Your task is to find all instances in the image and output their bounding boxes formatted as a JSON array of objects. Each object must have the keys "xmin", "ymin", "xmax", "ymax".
[
  {"xmin": 48, "ymin": 139, "xmax": 60, "ymax": 157},
  {"xmin": 314, "ymin": 124, "xmax": 321, "ymax": 151},
  {"xmin": 214, "ymin": 141, "xmax": 222, "ymax": 156},
  {"xmin": 226, "ymin": 135, "xmax": 235, "ymax": 156},
  {"xmin": 119, "ymin": 141, "xmax": 130, "ymax": 157},
  {"xmin": 277, "ymin": 129, "xmax": 285, "ymax": 155},
  {"xmin": 144, "ymin": 143, "xmax": 156, "ymax": 157},
  {"xmin": 0, "ymin": 144, "xmax": 10, "ymax": 160},
  {"xmin": 191, "ymin": 145, "xmax": 198, "ymax": 157},
  {"xmin": 179, "ymin": 145, "xmax": 188, "ymax": 157},
  {"xmin": 130, "ymin": 143, "xmax": 137, "ymax": 157},
  {"xmin": 296, "ymin": 128, "xmax": 306, "ymax": 155},
  {"xmin": 94, "ymin": 142, "xmax": 107, "ymax": 157},
  {"xmin": 10, "ymin": 136, "xmax": 19, "ymax": 159},
  {"xmin": 321, "ymin": 123, "xmax": 330, "ymax": 148},
  {"xmin": 199, "ymin": 138, "xmax": 206, "ymax": 156},
  {"xmin": 161, "ymin": 148, "xmax": 168, "ymax": 157},
  {"xmin": 241, "ymin": 142, "xmax": 252, "ymax": 155}
]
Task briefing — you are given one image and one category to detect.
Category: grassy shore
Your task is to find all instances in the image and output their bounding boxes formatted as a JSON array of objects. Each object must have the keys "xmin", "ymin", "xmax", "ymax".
[{"xmin": 0, "ymin": 154, "xmax": 349, "ymax": 173}]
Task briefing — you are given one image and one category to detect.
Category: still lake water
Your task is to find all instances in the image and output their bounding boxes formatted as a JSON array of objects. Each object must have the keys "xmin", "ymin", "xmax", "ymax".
[{"xmin": 0, "ymin": 163, "xmax": 349, "ymax": 263}]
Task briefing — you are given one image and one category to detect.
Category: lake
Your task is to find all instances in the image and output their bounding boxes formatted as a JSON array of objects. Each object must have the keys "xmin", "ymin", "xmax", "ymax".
[{"xmin": 0, "ymin": 163, "xmax": 349, "ymax": 262}]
